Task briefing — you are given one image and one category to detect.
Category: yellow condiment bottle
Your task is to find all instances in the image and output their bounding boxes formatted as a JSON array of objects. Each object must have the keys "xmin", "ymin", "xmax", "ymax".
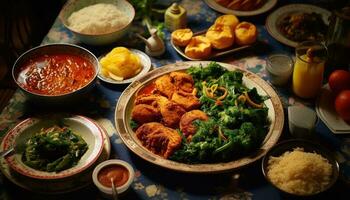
[
  {"xmin": 292, "ymin": 41, "xmax": 328, "ymax": 98},
  {"xmin": 164, "ymin": 3, "xmax": 187, "ymax": 32}
]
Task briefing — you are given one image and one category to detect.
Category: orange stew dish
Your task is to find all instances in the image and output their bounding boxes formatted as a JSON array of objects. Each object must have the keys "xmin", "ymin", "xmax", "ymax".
[{"xmin": 17, "ymin": 54, "xmax": 95, "ymax": 95}]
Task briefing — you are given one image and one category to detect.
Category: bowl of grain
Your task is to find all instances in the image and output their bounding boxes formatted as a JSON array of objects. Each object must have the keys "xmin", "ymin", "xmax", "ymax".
[
  {"xmin": 59, "ymin": 0, "xmax": 135, "ymax": 46},
  {"xmin": 262, "ymin": 139, "xmax": 339, "ymax": 196}
]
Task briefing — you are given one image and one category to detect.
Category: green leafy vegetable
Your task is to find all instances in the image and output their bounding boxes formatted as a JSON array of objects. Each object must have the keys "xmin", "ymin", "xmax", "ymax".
[
  {"xmin": 170, "ymin": 62, "xmax": 270, "ymax": 163},
  {"xmin": 22, "ymin": 125, "xmax": 88, "ymax": 172}
]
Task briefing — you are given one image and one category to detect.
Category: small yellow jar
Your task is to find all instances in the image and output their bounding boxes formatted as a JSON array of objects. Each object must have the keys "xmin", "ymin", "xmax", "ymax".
[
  {"xmin": 292, "ymin": 41, "xmax": 328, "ymax": 98},
  {"xmin": 164, "ymin": 3, "xmax": 187, "ymax": 32}
]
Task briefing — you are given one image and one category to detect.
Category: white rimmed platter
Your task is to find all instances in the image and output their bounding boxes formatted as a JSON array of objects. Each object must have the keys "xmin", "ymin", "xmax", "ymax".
[
  {"xmin": 204, "ymin": 0, "xmax": 277, "ymax": 16},
  {"xmin": 0, "ymin": 116, "xmax": 111, "ymax": 194},
  {"xmin": 265, "ymin": 4, "xmax": 331, "ymax": 47},
  {"xmin": 115, "ymin": 61, "xmax": 284, "ymax": 173},
  {"xmin": 97, "ymin": 48, "xmax": 152, "ymax": 84},
  {"xmin": 316, "ymin": 84, "xmax": 350, "ymax": 134}
]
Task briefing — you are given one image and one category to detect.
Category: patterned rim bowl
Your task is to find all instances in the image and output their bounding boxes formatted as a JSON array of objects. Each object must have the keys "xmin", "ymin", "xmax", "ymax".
[{"xmin": 2, "ymin": 115, "xmax": 104, "ymax": 180}]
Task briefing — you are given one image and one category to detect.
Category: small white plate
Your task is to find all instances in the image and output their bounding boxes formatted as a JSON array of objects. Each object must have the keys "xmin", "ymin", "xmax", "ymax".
[
  {"xmin": 204, "ymin": 0, "xmax": 277, "ymax": 16},
  {"xmin": 265, "ymin": 4, "xmax": 331, "ymax": 47},
  {"xmin": 98, "ymin": 48, "xmax": 152, "ymax": 84},
  {"xmin": 316, "ymin": 84, "xmax": 350, "ymax": 134}
]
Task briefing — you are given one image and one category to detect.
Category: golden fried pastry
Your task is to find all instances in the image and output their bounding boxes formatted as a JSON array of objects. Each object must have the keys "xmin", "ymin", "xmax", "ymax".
[
  {"xmin": 136, "ymin": 122, "xmax": 182, "ymax": 158},
  {"xmin": 215, "ymin": 14, "xmax": 239, "ymax": 31},
  {"xmin": 155, "ymin": 75, "xmax": 177, "ymax": 98},
  {"xmin": 205, "ymin": 23, "xmax": 234, "ymax": 49},
  {"xmin": 171, "ymin": 29, "xmax": 193, "ymax": 47},
  {"xmin": 169, "ymin": 71, "xmax": 194, "ymax": 93},
  {"xmin": 157, "ymin": 96, "xmax": 186, "ymax": 128},
  {"xmin": 180, "ymin": 110, "xmax": 209, "ymax": 137},
  {"xmin": 171, "ymin": 91, "xmax": 200, "ymax": 111},
  {"xmin": 184, "ymin": 36, "xmax": 212, "ymax": 59},
  {"xmin": 235, "ymin": 22, "xmax": 257, "ymax": 45},
  {"xmin": 131, "ymin": 104, "xmax": 160, "ymax": 124}
]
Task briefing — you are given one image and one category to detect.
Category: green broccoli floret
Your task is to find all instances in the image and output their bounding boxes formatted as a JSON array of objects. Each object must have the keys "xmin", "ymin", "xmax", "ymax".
[
  {"xmin": 214, "ymin": 122, "xmax": 257, "ymax": 155},
  {"xmin": 236, "ymin": 122, "xmax": 257, "ymax": 150},
  {"xmin": 187, "ymin": 62, "xmax": 227, "ymax": 82}
]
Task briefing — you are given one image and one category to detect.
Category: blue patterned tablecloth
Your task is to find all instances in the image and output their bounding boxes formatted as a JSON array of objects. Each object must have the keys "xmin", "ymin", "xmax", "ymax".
[{"xmin": 0, "ymin": 0, "xmax": 349, "ymax": 199}]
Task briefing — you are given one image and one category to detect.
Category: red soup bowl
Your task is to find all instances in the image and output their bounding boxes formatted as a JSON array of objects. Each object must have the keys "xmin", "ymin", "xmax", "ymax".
[{"xmin": 12, "ymin": 43, "xmax": 99, "ymax": 105}]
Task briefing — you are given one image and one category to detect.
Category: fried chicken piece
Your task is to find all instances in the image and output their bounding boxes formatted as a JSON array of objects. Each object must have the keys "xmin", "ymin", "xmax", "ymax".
[
  {"xmin": 171, "ymin": 91, "xmax": 200, "ymax": 111},
  {"xmin": 169, "ymin": 71, "xmax": 194, "ymax": 93},
  {"xmin": 135, "ymin": 94, "xmax": 159, "ymax": 106},
  {"xmin": 157, "ymin": 96, "xmax": 186, "ymax": 128},
  {"xmin": 155, "ymin": 75, "xmax": 176, "ymax": 98},
  {"xmin": 131, "ymin": 104, "xmax": 161, "ymax": 124},
  {"xmin": 136, "ymin": 122, "xmax": 182, "ymax": 158},
  {"xmin": 180, "ymin": 110, "xmax": 209, "ymax": 137},
  {"xmin": 133, "ymin": 94, "xmax": 186, "ymax": 128}
]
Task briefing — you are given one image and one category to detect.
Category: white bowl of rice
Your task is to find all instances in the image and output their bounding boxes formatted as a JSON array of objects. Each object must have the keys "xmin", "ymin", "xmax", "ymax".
[
  {"xmin": 59, "ymin": 0, "xmax": 135, "ymax": 45},
  {"xmin": 262, "ymin": 139, "xmax": 339, "ymax": 196}
]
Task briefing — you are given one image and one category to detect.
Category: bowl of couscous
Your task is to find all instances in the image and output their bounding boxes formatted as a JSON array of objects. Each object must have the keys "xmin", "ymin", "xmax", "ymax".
[
  {"xmin": 59, "ymin": 0, "xmax": 135, "ymax": 45},
  {"xmin": 262, "ymin": 139, "xmax": 339, "ymax": 196}
]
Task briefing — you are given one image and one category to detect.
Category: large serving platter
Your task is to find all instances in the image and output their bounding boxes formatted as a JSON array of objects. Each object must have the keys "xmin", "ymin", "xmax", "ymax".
[{"xmin": 115, "ymin": 61, "xmax": 284, "ymax": 173}]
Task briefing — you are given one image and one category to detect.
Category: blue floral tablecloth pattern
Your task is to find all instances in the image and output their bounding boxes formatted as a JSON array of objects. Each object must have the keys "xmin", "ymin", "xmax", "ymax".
[{"xmin": 1, "ymin": 0, "xmax": 349, "ymax": 199}]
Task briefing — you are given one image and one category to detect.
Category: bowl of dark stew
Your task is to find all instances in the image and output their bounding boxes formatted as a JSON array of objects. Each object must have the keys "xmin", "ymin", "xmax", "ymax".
[{"xmin": 12, "ymin": 43, "xmax": 99, "ymax": 105}]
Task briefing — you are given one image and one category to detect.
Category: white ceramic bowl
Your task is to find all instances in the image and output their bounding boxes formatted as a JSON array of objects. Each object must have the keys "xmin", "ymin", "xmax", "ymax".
[
  {"xmin": 59, "ymin": 0, "xmax": 135, "ymax": 45},
  {"xmin": 2, "ymin": 115, "xmax": 104, "ymax": 180},
  {"xmin": 92, "ymin": 159, "xmax": 135, "ymax": 197}
]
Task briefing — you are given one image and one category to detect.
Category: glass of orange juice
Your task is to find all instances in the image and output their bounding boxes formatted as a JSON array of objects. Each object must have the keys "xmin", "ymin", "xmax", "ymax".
[{"xmin": 292, "ymin": 41, "xmax": 328, "ymax": 98}]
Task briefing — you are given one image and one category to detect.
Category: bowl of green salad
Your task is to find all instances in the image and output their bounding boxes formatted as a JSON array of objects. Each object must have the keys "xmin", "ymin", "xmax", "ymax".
[{"xmin": 2, "ymin": 115, "xmax": 104, "ymax": 180}]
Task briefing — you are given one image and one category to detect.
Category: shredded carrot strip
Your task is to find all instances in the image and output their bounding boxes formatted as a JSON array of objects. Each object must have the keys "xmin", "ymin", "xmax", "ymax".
[{"xmin": 216, "ymin": 87, "xmax": 228, "ymax": 100}]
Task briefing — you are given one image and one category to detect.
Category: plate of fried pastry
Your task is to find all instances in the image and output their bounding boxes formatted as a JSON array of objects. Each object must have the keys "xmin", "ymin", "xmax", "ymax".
[
  {"xmin": 204, "ymin": 0, "xmax": 278, "ymax": 16},
  {"xmin": 115, "ymin": 61, "xmax": 284, "ymax": 173}
]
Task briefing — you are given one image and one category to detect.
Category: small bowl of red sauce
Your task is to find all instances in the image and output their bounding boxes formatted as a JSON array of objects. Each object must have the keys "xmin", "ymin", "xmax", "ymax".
[
  {"xmin": 92, "ymin": 159, "xmax": 134, "ymax": 197},
  {"xmin": 12, "ymin": 43, "xmax": 99, "ymax": 105}
]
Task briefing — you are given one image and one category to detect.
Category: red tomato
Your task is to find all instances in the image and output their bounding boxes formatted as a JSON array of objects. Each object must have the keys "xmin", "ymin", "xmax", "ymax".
[
  {"xmin": 328, "ymin": 70, "xmax": 350, "ymax": 94},
  {"xmin": 335, "ymin": 90, "xmax": 350, "ymax": 122}
]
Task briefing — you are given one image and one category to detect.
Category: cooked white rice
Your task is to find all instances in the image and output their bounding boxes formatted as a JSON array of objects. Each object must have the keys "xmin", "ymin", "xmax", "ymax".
[
  {"xmin": 67, "ymin": 3, "xmax": 128, "ymax": 34},
  {"xmin": 267, "ymin": 148, "xmax": 332, "ymax": 195}
]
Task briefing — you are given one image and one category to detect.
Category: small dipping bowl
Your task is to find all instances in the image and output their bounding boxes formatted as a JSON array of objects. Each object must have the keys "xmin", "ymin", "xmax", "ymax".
[
  {"xmin": 92, "ymin": 159, "xmax": 134, "ymax": 198},
  {"xmin": 266, "ymin": 54, "xmax": 293, "ymax": 86}
]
